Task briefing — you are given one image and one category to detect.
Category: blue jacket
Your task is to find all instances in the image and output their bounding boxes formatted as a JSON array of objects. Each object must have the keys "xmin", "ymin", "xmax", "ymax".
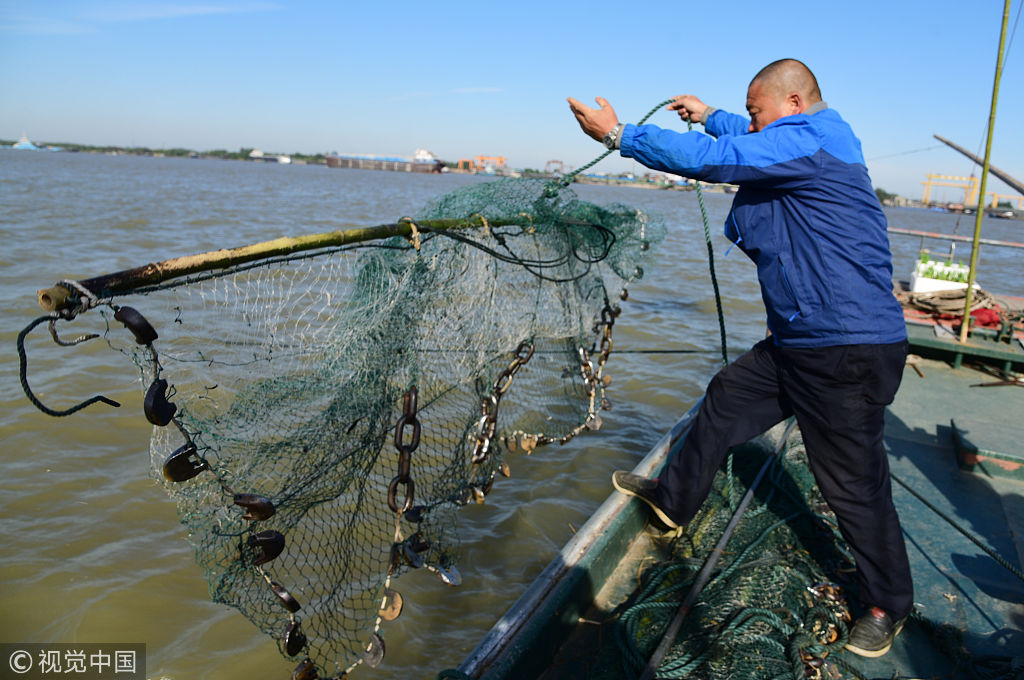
[{"xmin": 620, "ymin": 106, "xmax": 907, "ymax": 348}]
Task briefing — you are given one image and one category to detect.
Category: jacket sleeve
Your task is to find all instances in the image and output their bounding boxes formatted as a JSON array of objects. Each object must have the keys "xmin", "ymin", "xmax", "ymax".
[
  {"xmin": 704, "ymin": 109, "xmax": 749, "ymax": 138},
  {"xmin": 620, "ymin": 116, "xmax": 823, "ymax": 188}
]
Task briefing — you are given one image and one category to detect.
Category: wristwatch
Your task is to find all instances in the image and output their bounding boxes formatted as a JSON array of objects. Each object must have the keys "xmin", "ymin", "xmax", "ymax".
[{"xmin": 602, "ymin": 123, "xmax": 623, "ymax": 150}]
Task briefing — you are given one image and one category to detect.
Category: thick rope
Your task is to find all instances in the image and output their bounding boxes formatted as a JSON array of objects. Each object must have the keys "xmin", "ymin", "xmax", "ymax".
[
  {"xmin": 683, "ymin": 126, "xmax": 729, "ymax": 368},
  {"xmin": 908, "ymin": 286, "xmax": 1000, "ymax": 315},
  {"xmin": 17, "ymin": 314, "xmax": 122, "ymax": 417},
  {"xmin": 556, "ymin": 98, "xmax": 676, "ymax": 189},
  {"xmin": 891, "ymin": 471, "xmax": 1024, "ymax": 582},
  {"xmin": 555, "ymin": 98, "xmax": 730, "ymax": 367}
]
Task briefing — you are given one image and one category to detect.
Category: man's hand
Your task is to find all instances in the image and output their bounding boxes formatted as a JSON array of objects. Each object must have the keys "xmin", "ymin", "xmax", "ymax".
[
  {"xmin": 567, "ymin": 96, "xmax": 620, "ymax": 142},
  {"xmin": 666, "ymin": 95, "xmax": 708, "ymax": 124}
]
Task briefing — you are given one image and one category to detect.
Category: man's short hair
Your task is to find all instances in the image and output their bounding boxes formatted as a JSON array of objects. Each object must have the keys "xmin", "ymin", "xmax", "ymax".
[{"xmin": 752, "ymin": 59, "xmax": 822, "ymax": 102}]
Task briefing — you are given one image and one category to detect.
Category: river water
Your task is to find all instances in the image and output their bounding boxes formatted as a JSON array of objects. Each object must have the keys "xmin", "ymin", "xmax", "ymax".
[{"xmin": 1, "ymin": 150, "xmax": 1020, "ymax": 680}]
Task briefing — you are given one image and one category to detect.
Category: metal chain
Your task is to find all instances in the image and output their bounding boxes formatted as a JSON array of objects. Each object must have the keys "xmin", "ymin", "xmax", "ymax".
[
  {"xmin": 507, "ymin": 300, "xmax": 620, "ymax": 452},
  {"xmin": 576, "ymin": 300, "xmax": 620, "ymax": 433},
  {"xmin": 388, "ymin": 387, "xmax": 420, "ymax": 513},
  {"xmin": 471, "ymin": 341, "xmax": 534, "ymax": 465}
]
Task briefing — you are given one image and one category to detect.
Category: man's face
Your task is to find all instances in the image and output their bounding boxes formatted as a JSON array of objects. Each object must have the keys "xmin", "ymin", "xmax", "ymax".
[{"xmin": 745, "ymin": 80, "xmax": 789, "ymax": 133}]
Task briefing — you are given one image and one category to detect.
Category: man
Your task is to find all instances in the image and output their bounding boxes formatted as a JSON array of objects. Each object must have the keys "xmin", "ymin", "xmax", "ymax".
[{"xmin": 568, "ymin": 59, "xmax": 912, "ymax": 658}]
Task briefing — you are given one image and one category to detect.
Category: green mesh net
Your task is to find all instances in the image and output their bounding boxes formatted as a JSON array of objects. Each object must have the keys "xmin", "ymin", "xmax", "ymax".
[
  {"xmin": 613, "ymin": 429, "xmax": 859, "ymax": 680},
  {"xmin": 20, "ymin": 178, "xmax": 663, "ymax": 677}
]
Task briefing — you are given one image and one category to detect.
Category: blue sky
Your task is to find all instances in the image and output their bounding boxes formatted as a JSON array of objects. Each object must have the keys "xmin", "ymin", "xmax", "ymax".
[{"xmin": 1, "ymin": 1, "xmax": 1021, "ymax": 199}]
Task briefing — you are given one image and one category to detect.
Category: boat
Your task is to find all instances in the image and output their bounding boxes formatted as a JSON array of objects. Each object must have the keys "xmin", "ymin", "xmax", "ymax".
[
  {"xmin": 11, "ymin": 132, "xmax": 39, "ymax": 150},
  {"xmin": 452, "ymin": 318, "xmax": 1024, "ymax": 680},
  {"xmin": 449, "ymin": 7, "xmax": 1023, "ymax": 680},
  {"xmin": 325, "ymin": 148, "xmax": 444, "ymax": 173}
]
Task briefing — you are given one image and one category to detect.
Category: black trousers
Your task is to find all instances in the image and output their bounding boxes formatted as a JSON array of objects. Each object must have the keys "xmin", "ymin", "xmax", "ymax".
[{"xmin": 656, "ymin": 338, "xmax": 913, "ymax": 619}]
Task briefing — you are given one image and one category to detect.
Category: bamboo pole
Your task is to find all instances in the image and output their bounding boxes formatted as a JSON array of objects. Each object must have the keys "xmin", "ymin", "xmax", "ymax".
[
  {"xmin": 37, "ymin": 216, "xmax": 526, "ymax": 312},
  {"xmin": 959, "ymin": 0, "xmax": 1010, "ymax": 344}
]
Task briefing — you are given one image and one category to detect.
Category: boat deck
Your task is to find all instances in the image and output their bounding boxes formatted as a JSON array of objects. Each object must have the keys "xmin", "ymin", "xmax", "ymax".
[
  {"xmin": 459, "ymin": 354, "xmax": 1024, "ymax": 679},
  {"xmin": 864, "ymin": 356, "xmax": 1024, "ymax": 675},
  {"xmin": 899, "ymin": 286, "xmax": 1024, "ymax": 373}
]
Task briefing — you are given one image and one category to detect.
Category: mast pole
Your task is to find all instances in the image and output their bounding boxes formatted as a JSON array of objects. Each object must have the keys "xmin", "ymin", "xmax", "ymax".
[{"xmin": 959, "ymin": 0, "xmax": 1011, "ymax": 344}]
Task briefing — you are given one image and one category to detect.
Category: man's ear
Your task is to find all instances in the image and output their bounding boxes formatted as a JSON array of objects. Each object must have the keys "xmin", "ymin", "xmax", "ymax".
[{"xmin": 787, "ymin": 92, "xmax": 805, "ymax": 115}]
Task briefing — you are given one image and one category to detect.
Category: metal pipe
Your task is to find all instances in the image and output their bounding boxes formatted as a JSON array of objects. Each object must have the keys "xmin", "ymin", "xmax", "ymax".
[
  {"xmin": 638, "ymin": 419, "xmax": 797, "ymax": 680},
  {"xmin": 887, "ymin": 227, "xmax": 1024, "ymax": 250}
]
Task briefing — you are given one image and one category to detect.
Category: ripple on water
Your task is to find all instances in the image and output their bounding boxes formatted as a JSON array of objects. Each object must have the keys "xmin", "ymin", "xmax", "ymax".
[{"xmin": 3, "ymin": 152, "xmax": 1022, "ymax": 678}]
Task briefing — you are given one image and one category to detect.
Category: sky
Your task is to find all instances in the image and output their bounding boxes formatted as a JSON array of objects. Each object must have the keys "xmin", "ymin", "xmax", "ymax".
[{"xmin": 1, "ymin": 1, "xmax": 1022, "ymax": 200}]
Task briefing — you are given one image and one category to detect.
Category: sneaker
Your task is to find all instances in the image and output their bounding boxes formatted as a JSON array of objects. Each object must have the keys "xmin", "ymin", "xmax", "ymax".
[
  {"xmin": 611, "ymin": 471, "xmax": 679, "ymax": 530},
  {"xmin": 845, "ymin": 606, "xmax": 906, "ymax": 658}
]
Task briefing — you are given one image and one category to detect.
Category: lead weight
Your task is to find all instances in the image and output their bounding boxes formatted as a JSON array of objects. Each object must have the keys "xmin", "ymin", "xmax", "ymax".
[
  {"xmin": 284, "ymin": 621, "xmax": 307, "ymax": 657},
  {"xmin": 378, "ymin": 588, "xmax": 403, "ymax": 621},
  {"xmin": 291, "ymin": 658, "xmax": 317, "ymax": 680},
  {"xmin": 402, "ymin": 543, "xmax": 424, "ymax": 569},
  {"xmin": 435, "ymin": 564, "xmax": 462, "ymax": 587},
  {"xmin": 234, "ymin": 493, "xmax": 276, "ymax": 521},
  {"xmin": 271, "ymin": 581, "xmax": 301, "ymax": 613},
  {"xmin": 248, "ymin": 530, "xmax": 285, "ymax": 566},
  {"xmin": 144, "ymin": 379, "xmax": 177, "ymax": 426},
  {"xmin": 162, "ymin": 444, "xmax": 207, "ymax": 482},
  {"xmin": 360, "ymin": 634, "xmax": 385, "ymax": 668},
  {"xmin": 114, "ymin": 306, "xmax": 158, "ymax": 345}
]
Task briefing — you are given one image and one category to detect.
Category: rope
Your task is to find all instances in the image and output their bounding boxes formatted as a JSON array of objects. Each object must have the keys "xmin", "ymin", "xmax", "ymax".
[
  {"xmin": 907, "ymin": 286, "xmax": 1000, "ymax": 315},
  {"xmin": 17, "ymin": 314, "xmax": 121, "ymax": 416},
  {"xmin": 556, "ymin": 98, "xmax": 676, "ymax": 189},
  {"xmin": 59, "ymin": 278, "xmax": 101, "ymax": 314},
  {"xmin": 684, "ymin": 122, "xmax": 728, "ymax": 367},
  {"xmin": 555, "ymin": 97, "xmax": 730, "ymax": 367},
  {"xmin": 891, "ymin": 471, "xmax": 1024, "ymax": 582},
  {"xmin": 636, "ymin": 421, "xmax": 797, "ymax": 680}
]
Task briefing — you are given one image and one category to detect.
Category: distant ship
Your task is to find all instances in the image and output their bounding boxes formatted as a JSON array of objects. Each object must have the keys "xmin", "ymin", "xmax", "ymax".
[
  {"xmin": 326, "ymin": 148, "xmax": 444, "ymax": 173},
  {"xmin": 12, "ymin": 132, "xmax": 39, "ymax": 150}
]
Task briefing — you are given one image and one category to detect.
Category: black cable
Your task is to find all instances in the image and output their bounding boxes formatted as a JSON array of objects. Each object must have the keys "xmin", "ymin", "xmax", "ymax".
[{"xmin": 17, "ymin": 314, "xmax": 121, "ymax": 416}]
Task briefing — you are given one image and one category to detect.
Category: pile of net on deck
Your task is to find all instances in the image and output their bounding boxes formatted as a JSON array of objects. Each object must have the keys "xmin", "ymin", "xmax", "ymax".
[
  {"xmin": 613, "ymin": 428, "xmax": 861, "ymax": 680},
  {"xmin": 609, "ymin": 426, "xmax": 1024, "ymax": 680},
  {"xmin": 88, "ymin": 178, "xmax": 663, "ymax": 677}
]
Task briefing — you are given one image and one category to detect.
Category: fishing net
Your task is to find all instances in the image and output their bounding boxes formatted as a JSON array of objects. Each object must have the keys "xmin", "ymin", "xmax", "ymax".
[
  {"xmin": 608, "ymin": 427, "xmax": 1024, "ymax": 680},
  {"xmin": 615, "ymin": 428, "xmax": 861, "ymax": 680},
  {"xmin": 19, "ymin": 178, "xmax": 663, "ymax": 678}
]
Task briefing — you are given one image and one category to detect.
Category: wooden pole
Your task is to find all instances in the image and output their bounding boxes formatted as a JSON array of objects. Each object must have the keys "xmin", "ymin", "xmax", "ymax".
[
  {"xmin": 37, "ymin": 216, "xmax": 526, "ymax": 312},
  {"xmin": 959, "ymin": 0, "xmax": 1010, "ymax": 345}
]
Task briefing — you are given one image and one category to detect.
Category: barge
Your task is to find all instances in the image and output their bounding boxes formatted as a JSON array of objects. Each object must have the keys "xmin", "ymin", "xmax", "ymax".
[
  {"xmin": 454, "ymin": 343, "xmax": 1024, "ymax": 678},
  {"xmin": 325, "ymin": 148, "xmax": 443, "ymax": 173}
]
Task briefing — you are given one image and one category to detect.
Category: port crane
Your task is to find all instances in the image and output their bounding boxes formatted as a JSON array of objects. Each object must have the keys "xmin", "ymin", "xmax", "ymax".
[{"xmin": 930, "ymin": 134, "xmax": 1023, "ymax": 208}]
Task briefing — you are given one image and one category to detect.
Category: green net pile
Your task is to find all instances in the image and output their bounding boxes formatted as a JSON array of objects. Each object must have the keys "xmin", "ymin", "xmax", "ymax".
[
  {"xmin": 81, "ymin": 178, "xmax": 663, "ymax": 677},
  {"xmin": 615, "ymin": 428, "xmax": 860, "ymax": 680}
]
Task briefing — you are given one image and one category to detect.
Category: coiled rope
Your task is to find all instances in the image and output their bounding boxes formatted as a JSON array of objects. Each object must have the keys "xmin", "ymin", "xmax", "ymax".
[{"xmin": 908, "ymin": 286, "xmax": 1000, "ymax": 315}]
